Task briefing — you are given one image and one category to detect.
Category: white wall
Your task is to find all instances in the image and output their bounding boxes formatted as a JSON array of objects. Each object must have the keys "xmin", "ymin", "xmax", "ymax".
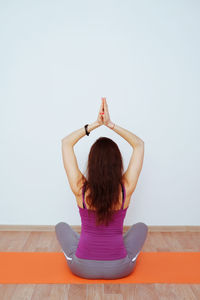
[{"xmin": 0, "ymin": 0, "xmax": 199, "ymax": 226}]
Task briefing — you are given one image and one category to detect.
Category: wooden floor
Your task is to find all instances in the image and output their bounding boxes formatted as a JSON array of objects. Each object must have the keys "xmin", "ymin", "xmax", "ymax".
[{"xmin": 0, "ymin": 230, "xmax": 200, "ymax": 300}]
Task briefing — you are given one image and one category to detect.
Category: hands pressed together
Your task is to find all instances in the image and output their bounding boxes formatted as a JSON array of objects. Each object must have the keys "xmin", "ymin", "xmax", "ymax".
[{"xmin": 97, "ymin": 97, "xmax": 113, "ymax": 128}]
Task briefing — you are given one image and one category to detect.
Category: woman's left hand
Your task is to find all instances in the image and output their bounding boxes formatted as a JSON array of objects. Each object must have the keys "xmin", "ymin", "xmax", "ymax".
[{"xmin": 96, "ymin": 98, "xmax": 104, "ymax": 126}]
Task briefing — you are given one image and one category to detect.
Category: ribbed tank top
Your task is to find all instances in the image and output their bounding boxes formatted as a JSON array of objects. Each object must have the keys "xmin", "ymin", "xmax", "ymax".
[{"xmin": 75, "ymin": 183, "xmax": 128, "ymax": 260}]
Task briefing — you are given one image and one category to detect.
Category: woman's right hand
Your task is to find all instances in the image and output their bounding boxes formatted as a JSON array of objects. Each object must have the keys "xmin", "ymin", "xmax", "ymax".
[{"xmin": 101, "ymin": 97, "xmax": 113, "ymax": 127}]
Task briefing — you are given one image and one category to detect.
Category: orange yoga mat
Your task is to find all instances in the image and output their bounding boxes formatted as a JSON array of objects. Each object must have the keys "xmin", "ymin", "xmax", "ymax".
[{"xmin": 0, "ymin": 252, "xmax": 200, "ymax": 284}]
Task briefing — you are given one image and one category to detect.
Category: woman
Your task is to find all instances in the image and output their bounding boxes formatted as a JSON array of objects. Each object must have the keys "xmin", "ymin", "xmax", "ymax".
[{"xmin": 55, "ymin": 97, "xmax": 148, "ymax": 279}]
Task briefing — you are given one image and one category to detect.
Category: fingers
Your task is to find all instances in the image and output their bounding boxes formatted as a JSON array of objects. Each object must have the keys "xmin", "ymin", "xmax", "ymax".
[
  {"xmin": 101, "ymin": 97, "xmax": 105, "ymax": 108},
  {"xmin": 102, "ymin": 97, "xmax": 107, "ymax": 112},
  {"xmin": 99, "ymin": 101, "xmax": 104, "ymax": 120},
  {"xmin": 104, "ymin": 103, "xmax": 108, "ymax": 113},
  {"xmin": 100, "ymin": 99, "xmax": 104, "ymax": 114}
]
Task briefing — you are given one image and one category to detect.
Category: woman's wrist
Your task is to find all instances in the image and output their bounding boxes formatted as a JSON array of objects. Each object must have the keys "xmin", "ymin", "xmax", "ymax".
[
  {"xmin": 88, "ymin": 121, "xmax": 101, "ymax": 133},
  {"xmin": 106, "ymin": 121, "xmax": 115, "ymax": 129}
]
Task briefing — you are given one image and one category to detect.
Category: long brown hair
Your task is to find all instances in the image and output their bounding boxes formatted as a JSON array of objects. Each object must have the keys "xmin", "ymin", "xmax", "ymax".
[{"xmin": 81, "ymin": 137, "xmax": 124, "ymax": 227}]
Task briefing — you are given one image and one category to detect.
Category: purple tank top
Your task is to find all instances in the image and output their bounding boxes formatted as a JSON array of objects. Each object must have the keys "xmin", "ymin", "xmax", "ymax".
[{"xmin": 75, "ymin": 183, "xmax": 128, "ymax": 260}]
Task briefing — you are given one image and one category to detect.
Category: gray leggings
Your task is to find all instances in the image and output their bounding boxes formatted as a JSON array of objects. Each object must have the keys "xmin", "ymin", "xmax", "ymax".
[{"xmin": 55, "ymin": 221, "xmax": 148, "ymax": 279}]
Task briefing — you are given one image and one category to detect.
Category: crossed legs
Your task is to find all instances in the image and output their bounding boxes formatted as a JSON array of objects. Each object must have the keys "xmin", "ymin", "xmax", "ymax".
[{"xmin": 55, "ymin": 221, "xmax": 148, "ymax": 262}]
